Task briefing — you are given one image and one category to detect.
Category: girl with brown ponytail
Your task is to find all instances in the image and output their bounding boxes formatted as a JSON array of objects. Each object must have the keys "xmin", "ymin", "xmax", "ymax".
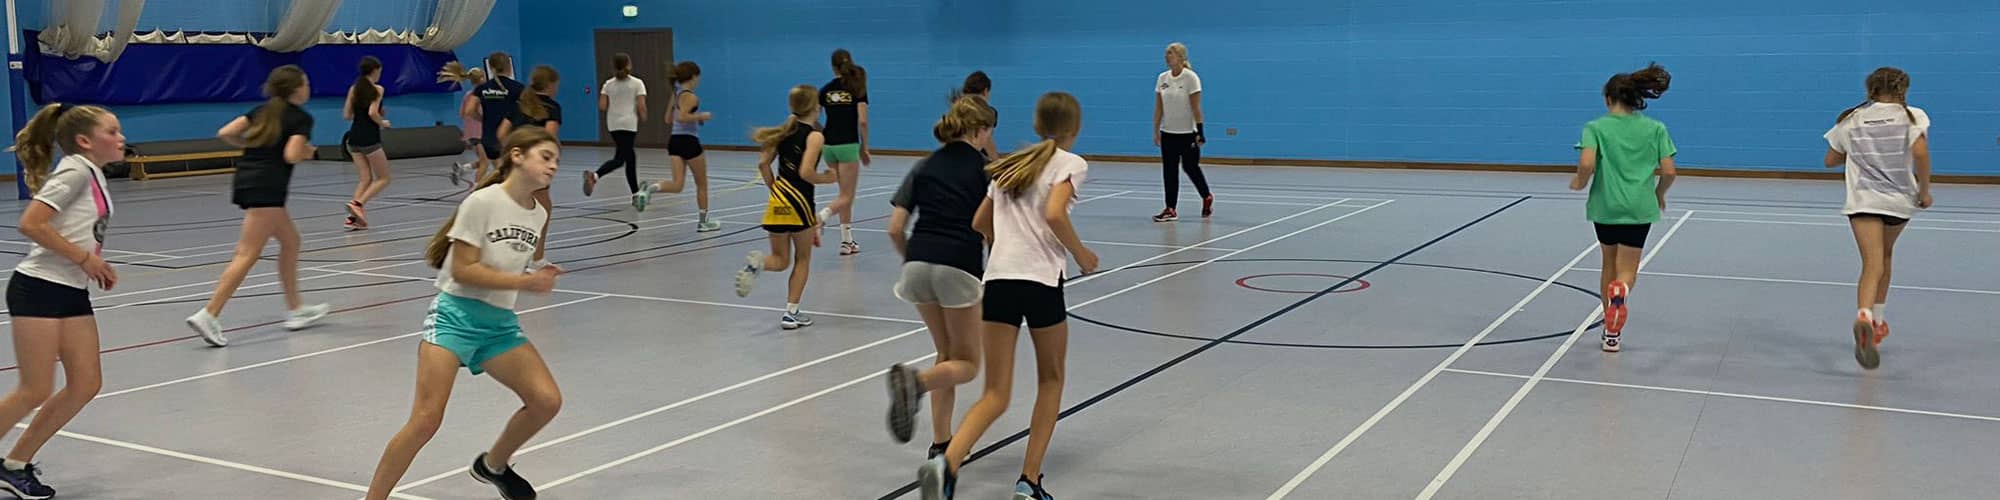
[
  {"xmin": 186, "ymin": 65, "xmax": 331, "ymax": 347},
  {"xmin": 1823, "ymin": 66, "xmax": 1932, "ymax": 369}
]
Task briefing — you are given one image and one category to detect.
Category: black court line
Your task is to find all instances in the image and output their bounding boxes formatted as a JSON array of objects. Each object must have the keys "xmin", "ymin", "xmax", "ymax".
[{"xmin": 879, "ymin": 195, "xmax": 1533, "ymax": 499}]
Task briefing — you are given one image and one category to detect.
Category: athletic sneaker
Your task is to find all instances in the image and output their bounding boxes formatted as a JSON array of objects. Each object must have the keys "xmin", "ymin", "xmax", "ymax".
[
  {"xmin": 344, "ymin": 216, "xmax": 362, "ymax": 231},
  {"xmin": 1601, "ymin": 332, "xmax": 1621, "ymax": 353},
  {"xmin": 918, "ymin": 455, "xmax": 955, "ymax": 500},
  {"xmin": 841, "ymin": 241, "xmax": 861, "ymax": 256},
  {"xmin": 1604, "ymin": 281, "xmax": 1630, "ymax": 335},
  {"xmin": 1202, "ymin": 195, "xmax": 1215, "ymax": 218},
  {"xmin": 187, "ymin": 309, "xmax": 228, "ymax": 347},
  {"xmin": 285, "ymin": 303, "xmax": 331, "ymax": 331},
  {"xmin": 697, "ymin": 219, "xmax": 722, "ymax": 232},
  {"xmin": 1874, "ymin": 318, "xmax": 1890, "ymax": 346},
  {"xmin": 584, "ymin": 171, "xmax": 600, "ymax": 196},
  {"xmin": 0, "ymin": 463, "xmax": 53, "ymax": 500},
  {"xmin": 886, "ymin": 363, "xmax": 923, "ymax": 443},
  {"xmin": 735, "ymin": 251, "xmax": 764, "ymax": 297},
  {"xmin": 632, "ymin": 190, "xmax": 652, "ymax": 212},
  {"xmin": 347, "ymin": 201, "xmax": 368, "ymax": 227},
  {"xmin": 449, "ymin": 163, "xmax": 466, "ymax": 186},
  {"xmin": 781, "ymin": 311, "xmax": 814, "ymax": 330},
  {"xmin": 1014, "ymin": 475, "xmax": 1054, "ymax": 500},
  {"xmin": 1152, "ymin": 208, "xmax": 1178, "ymax": 222},
  {"xmin": 927, "ymin": 441, "xmax": 950, "ymax": 459},
  {"xmin": 1854, "ymin": 309, "xmax": 1880, "ymax": 370},
  {"xmin": 469, "ymin": 452, "xmax": 537, "ymax": 500}
]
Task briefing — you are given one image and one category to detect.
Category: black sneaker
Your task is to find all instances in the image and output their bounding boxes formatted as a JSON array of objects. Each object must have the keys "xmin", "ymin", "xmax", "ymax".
[
  {"xmin": 1013, "ymin": 474, "xmax": 1053, "ymax": 500},
  {"xmin": 469, "ymin": 452, "xmax": 537, "ymax": 500},
  {"xmin": 1152, "ymin": 208, "xmax": 1179, "ymax": 222},
  {"xmin": 927, "ymin": 440, "xmax": 951, "ymax": 459},
  {"xmin": 0, "ymin": 463, "xmax": 53, "ymax": 500},
  {"xmin": 887, "ymin": 363, "xmax": 922, "ymax": 443}
]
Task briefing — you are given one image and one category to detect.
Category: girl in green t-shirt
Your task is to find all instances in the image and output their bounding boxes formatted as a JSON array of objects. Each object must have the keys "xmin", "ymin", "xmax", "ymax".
[{"xmin": 1569, "ymin": 63, "xmax": 1677, "ymax": 353}]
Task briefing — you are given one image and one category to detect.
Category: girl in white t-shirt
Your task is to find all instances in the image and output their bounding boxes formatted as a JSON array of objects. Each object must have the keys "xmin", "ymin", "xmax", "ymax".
[
  {"xmin": 922, "ymin": 92, "xmax": 1098, "ymax": 500},
  {"xmin": 0, "ymin": 104, "xmax": 121, "ymax": 500},
  {"xmin": 1822, "ymin": 67, "xmax": 1932, "ymax": 370},
  {"xmin": 364, "ymin": 127, "xmax": 563, "ymax": 500},
  {"xmin": 1152, "ymin": 42, "xmax": 1214, "ymax": 222},
  {"xmin": 585, "ymin": 53, "xmax": 647, "ymax": 199}
]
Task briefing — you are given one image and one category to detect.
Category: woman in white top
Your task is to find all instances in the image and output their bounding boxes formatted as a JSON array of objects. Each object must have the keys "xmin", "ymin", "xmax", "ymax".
[
  {"xmin": 1822, "ymin": 67, "xmax": 1932, "ymax": 370},
  {"xmin": 0, "ymin": 103, "xmax": 123, "ymax": 499},
  {"xmin": 585, "ymin": 53, "xmax": 647, "ymax": 199},
  {"xmin": 1152, "ymin": 42, "xmax": 1213, "ymax": 222},
  {"xmin": 921, "ymin": 92, "xmax": 1098, "ymax": 500},
  {"xmin": 364, "ymin": 127, "xmax": 564, "ymax": 500}
]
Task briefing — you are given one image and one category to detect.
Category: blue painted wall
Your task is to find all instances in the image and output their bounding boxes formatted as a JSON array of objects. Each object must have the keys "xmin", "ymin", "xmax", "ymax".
[
  {"xmin": 521, "ymin": 0, "xmax": 1998, "ymax": 174},
  {"xmin": 11, "ymin": 0, "xmax": 521, "ymax": 147}
]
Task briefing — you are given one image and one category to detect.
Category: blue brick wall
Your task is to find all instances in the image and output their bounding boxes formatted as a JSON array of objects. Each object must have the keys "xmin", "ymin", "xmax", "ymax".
[
  {"xmin": 522, "ymin": 0, "xmax": 1998, "ymax": 174},
  {"xmin": 10, "ymin": 0, "xmax": 522, "ymax": 147}
]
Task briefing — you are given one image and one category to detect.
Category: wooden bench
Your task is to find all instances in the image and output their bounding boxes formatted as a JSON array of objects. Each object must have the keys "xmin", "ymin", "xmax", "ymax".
[{"xmin": 126, "ymin": 150, "xmax": 242, "ymax": 180}]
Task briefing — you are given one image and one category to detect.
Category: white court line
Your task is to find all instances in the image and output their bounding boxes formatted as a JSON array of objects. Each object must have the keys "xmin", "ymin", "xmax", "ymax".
[
  {"xmin": 1413, "ymin": 211, "xmax": 1694, "ymax": 499},
  {"xmin": 756, "ymin": 224, "xmax": 1246, "ymax": 253},
  {"xmin": 27, "ymin": 424, "xmax": 435, "ymax": 499},
  {"xmin": 532, "ymin": 199, "xmax": 1395, "ymax": 491},
  {"xmin": 1573, "ymin": 268, "xmax": 2000, "ymax": 296},
  {"xmin": 92, "ymin": 295, "xmax": 608, "ymax": 400},
  {"xmin": 387, "ymin": 198, "xmax": 1385, "ymax": 495},
  {"xmin": 1693, "ymin": 208, "xmax": 2000, "ymax": 226},
  {"xmin": 1266, "ymin": 242, "xmax": 1604, "ymax": 499},
  {"xmin": 540, "ymin": 353, "xmax": 937, "ymax": 489},
  {"xmin": 0, "ymin": 260, "xmax": 424, "ymax": 327},
  {"xmin": 1440, "ymin": 368, "xmax": 2000, "ymax": 424},
  {"xmin": 0, "ymin": 239, "xmax": 185, "ymax": 259},
  {"xmin": 1105, "ymin": 194, "xmax": 1378, "ymax": 209},
  {"xmin": 314, "ymin": 268, "xmax": 928, "ymax": 326},
  {"xmin": 1694, "ymin": 217, "xmax": 2000, "ymax": 234}
]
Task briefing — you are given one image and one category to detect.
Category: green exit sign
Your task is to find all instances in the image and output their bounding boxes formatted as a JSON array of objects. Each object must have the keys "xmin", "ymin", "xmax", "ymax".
[{"xmin": 622, "ymin": 5, "xmax": 639, "ymax": 17}]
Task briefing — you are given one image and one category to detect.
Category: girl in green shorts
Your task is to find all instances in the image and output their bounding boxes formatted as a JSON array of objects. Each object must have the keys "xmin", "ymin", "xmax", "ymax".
[
  {"xmin": 1570, "ymin": 63, "xmax": 1676, "ymax": 353},
  {"xmin": 364, "ymin": 127, "xmax": 565, "ymax": 500}
]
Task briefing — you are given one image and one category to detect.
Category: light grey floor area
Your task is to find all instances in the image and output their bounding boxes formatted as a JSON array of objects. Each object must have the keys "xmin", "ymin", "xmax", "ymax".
[{"xmin": 0, "ymin": 145, "xmax": 1994, "ymax": 499}]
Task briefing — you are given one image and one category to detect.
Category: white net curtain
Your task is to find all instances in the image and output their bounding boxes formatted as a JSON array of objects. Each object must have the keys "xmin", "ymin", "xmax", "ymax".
[{"xmin": 36, "ymin": 0, "xmax": 495, "ymax": 62}]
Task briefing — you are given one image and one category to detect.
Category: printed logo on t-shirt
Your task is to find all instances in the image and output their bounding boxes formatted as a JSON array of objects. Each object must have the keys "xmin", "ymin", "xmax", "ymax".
[
  {"xmin": 480, "ymin": 87, "xmax": 511, "ymax": 101},
  {"xmin": 1159, "ymin": 81, "xmax": 1170, "ymax": 91},
  {"xmin": 825, "ymin": 90, "xmax": 854, "ymax": 105},
  {"xmin": 488, "ymin": 225, "xmax": 541, "ymax": 253}
]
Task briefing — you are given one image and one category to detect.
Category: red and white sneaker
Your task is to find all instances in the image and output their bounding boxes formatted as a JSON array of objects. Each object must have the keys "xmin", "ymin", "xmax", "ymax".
[
  {"xmin": 1601, "ymin": 332, "xmax": 1622, "ymax": 352},
  {"xmin": 1605, "ymin": 281, "xmax": 1630, "ymax": 335},
  {"xmin": 1152, "ymin": 208, "xmax": 1179, "ymax": 222},
  {"xmin": 1873, "ymin": 318, "xmax": 1889, "ymax": 346},
  {"xmin": 1853, "ymin": 309, "xmax": 1880, "ymax": 369}
]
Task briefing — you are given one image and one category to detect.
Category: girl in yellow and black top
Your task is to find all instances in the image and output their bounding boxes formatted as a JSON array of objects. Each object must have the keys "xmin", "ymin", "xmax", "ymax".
[{"xmin": 735, "ymin": 85, "xmax": 840, "ymax": 330}]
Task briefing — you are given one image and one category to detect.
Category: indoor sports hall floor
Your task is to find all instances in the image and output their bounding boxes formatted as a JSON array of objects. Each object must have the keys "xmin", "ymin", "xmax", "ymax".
[{"xmin": 1, "ymin": 147, "xmax": 1996, "ymax": 499}]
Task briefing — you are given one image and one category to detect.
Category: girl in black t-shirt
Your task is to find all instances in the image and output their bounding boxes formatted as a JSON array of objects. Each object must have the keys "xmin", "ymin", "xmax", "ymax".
[
  {"xmin": 818, "ymin": 49, "xmax": 870, "ymax": 256},
  {"xmin": 500, "ymin": 65, "xmax": 562, "ymax": 211},
  {"xmin": 883, "ymin": 96, "xmax": 997, "ymax": 454},
  {"xmin": 186, "ymin": 65, "xmax": 331, "ymax": 347},
  {"xmin": 343, "ymin": 56, "xmax": 392, "ymax": 230}
]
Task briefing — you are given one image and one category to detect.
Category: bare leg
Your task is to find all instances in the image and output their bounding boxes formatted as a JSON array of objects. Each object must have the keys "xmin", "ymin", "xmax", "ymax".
[
  {"xmin": 6, "ymin": 317, "xmax": 104, "ymax": 461},
  {"xmin": 363, "ymin": 343, "xmax": 462, "ymax": 500},
  {"xmin": 479, "ymin": 343, "xmax": 563, "ymax": 468},
  {"xmin": 1019, "ymin": 322, "xmax": 1069, "ymax": 480},
  {"xmin": 203, "ymin": 211, "xmax": 280, "ymax": 315},
  {"xmin": 944, "ymin": 322, "xmax": 1019, "ymax": 472}
]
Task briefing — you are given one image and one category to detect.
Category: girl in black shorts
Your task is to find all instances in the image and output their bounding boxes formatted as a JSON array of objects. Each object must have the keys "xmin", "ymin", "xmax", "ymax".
[
  {"xmin": 186, "ymin": 65, "xmax": 331, "ymax": 347},
  {"xmin": 344, "ymin": 56, "xmax": 392, "ymax": 230},
  {"xmin": 633, "ymin": 61, "xmax": 722, "ymax": 232},
  {"xmin": 883, "ymin": 96, "xmax": 998, "ymax": 452},
  {"xmin": 0, "ymin": 103, "xmax": 123, "ymax": 499},
  {"xmin": 921, "ymin": 92, "xmax": 1098, "ymax": 500},
  {"xmin": 733, "ymin": 85, "xmax": 839, "ymax": 330}
]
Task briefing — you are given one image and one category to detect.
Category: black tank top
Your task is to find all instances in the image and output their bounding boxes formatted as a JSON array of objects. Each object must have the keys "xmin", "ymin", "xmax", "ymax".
[{"xmin": 348, "ymin": 95, "xmax": 382, "ymax": 147}]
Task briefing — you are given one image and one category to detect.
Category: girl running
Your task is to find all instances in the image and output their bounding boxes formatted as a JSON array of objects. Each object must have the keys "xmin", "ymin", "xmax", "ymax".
[
  {"xmin": 1823, "ymin": 67, "xmax": 1932, "ymax": 370},
  {"xmin": 733, "ymin": 85, "xmax": 840, "ymax": 330},
  {"xmin": 948, "ymin": 71, "xmax": 1000, "ymax": 159},
  {"xmin": 474, "ymin": 52, "xmax": 526, "ymax": 182},
  {"xmin": 632, "ymin": 61, "xmax": 723, "ymax": 232},
  {"xmin": 344, "ymin": 56, "xmax": 392, "ymax": 230},
  {"xmin": 884, "ymin": 96, "xmax": 999, "ymax": 453},
  {"xmin": 0, "ymin": 103, "xmax": 122, "ymax": 500},
  {"xmin": 585, "ymin": 53, "xmax": 646, "ymax": 201},
  {"xmin": 444, "ymin": 64, "xmax": 489, "ymax": 186},
  {"xmin": 921, "ymin": 92, "xmax": 1098, "ymax": 500},
  {"xmin": 1569, "ymin": 63, "xmax": 1675, "ymax": 354},
  {"xmin": 817, "ymin": 49, "xmax": 869, "ymax": 256},
  {"xmin": 363, "ymin": 127, "xmax": 564, "ymax": 500},
  {"xmin": 501, "ymin": 65, "xmax": 562, "ymax": 212},
  {"xmin": 185, "ymin": 65, "xmax": 331, "ymax": 347},
  {"xmin": 1152, "ymin": 42, "xmax": 1213, "ymax": 222}
]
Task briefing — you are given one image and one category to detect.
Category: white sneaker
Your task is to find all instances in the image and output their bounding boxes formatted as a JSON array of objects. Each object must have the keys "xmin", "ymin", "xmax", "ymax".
[
  {"xmin": 284, "ymin": 303, "xmax": 331, "ymax": 331},
  {"xmin": 187, "ymin": 309, "xmax": 227, "ymax": 347},
  {"xmin": 697, "ymin": 218, "xmax": 722, "ymax": 232},
  {"xmin": 735, "ymin": 251, "xmax": 764, "ymax": 297}
]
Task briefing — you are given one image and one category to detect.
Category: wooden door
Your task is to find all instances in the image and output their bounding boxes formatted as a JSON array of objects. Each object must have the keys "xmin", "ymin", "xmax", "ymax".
[{"xmin": 592, "ymin": 29, "xmax": 674, "ymax": 147}]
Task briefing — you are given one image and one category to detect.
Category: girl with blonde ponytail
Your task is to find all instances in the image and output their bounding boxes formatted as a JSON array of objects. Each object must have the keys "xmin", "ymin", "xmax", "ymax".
[
  {"xmin": 1823, "ymin": 66, "xmax": 1932, "ymax": 369},
  {"xmin": 187, "ymin": 65, "xmax": 330, "ymax": 347},
  {"xmin": 922, "ymin": 91, "xmax": 1096, "ymax": 500},
  {"xmin": 366, "ymin": 127, "xmax": 564, "ymax": 500},
  {"xmin": 1152, "ymin": 41, "xmax": 1214, "ymax": 222},
  {"xmin": 733, "ymin": 85, "xmax": 841, "ymax": 330},
  {"xmin": 0, "ymin": 103, "xmax": 122, "ymax": 499}
]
